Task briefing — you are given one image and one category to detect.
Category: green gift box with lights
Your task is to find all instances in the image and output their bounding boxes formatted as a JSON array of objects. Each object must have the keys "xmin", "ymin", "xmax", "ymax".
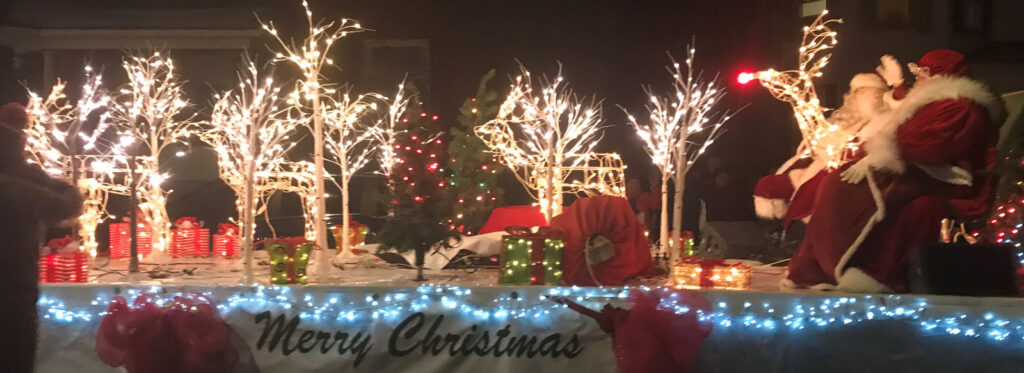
[
  {"xmin": 499, "ymin": 226, "xmax": 564, "ymax": 285},
  {"xmin": 266, "ymin": 237, "xmax": 313, "ymax": 285}
]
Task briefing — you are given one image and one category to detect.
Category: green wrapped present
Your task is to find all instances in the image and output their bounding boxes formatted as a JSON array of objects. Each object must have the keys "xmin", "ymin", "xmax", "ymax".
[
  {"xmin": 499, "ymin": 226, "xmax": 564, "ymax": 285},
  {"xmin": 267, "ymin": 237, "xmax": 313, "ymax": 284}
]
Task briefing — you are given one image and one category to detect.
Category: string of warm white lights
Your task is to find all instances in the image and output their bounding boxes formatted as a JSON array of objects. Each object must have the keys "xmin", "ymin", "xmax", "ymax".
[
  {"xmin": 477, "ymin": 63, "xmax": 605, "ymax": 221},
  {"xmin": 38, "ymin": 285, "xmax": 1020, "ymax": 344},
  {"xmin": 258, "ymin": 161, "xmax": 319, "ymax": 241},
  {"xmin": 202, "ymin": 60, "xmax": 298, "ymax": 282},
  {"xmin": 261, "ymin": 0, "xmax": 367, "ymax": 281},
  {"xmin": 374, "ymin": 81, "xmax": 412, "ymax": 180},
  {"xmin": 624, "ymin": 43, "xmax": 735, "ymax": 262},
  {"xmin": 24, "ymin": 66, "xmax": 126, "ymax": 257},
  {"xmin": 756, "ymin": 11, "xmax": 853, "ymax": 169},
  {"xmin": 323, "ymin": 89, "xmax": 380, "ymax": 263},
  {"xmin": 110, "ymin": 51, "xmax": 197, "ymax": 260}
]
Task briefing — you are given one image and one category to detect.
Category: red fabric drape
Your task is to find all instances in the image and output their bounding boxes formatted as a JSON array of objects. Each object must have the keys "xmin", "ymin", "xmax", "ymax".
[{"xmin": 478, "ymin": 205, "xmax": 548, "ymax": 234}]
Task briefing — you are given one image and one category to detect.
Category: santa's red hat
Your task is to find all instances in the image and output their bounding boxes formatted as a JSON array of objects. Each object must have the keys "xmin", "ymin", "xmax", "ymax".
[
  {"xmin": 916, "ymin": 49, "xmax": 968, "ymax": 77},
  {"xmin": 849, "ymin": 73, "xmax": 887, "ymax": 90}
]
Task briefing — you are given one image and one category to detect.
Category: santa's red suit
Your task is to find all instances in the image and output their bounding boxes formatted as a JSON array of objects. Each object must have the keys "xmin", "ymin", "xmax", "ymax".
[
  {"xmin": 754, "ymin": 73, "xmax": 889, "ymax": 227},
  {"xmin": 784, "ymin": 50, "xmax": 1006, "ymax": 292}
]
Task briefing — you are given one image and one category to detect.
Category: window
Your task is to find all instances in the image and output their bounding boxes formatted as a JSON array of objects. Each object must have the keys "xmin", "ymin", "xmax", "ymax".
[
  {"xmin": 861, "ymin": 0, "xmax": 933, "ymax": 32},
  {"xmin": 361, "ymin": 39, "xmax": 430, "ymax": 100},
  {"xmin": 953, "ymin": 0, "xmax": 991, "ymax": 34}
]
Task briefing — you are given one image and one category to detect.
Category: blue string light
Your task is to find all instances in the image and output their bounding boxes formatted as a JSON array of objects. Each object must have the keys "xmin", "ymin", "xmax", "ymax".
[{"xmin": 35, "ymin": 284, "xmax": 1024, "ymax": 344}]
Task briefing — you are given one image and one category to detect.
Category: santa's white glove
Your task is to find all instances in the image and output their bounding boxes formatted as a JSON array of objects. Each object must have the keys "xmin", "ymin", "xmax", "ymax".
[
  {"xmin": 875, "ymin": 55, "xmax": 904, "ymax": 87},
  {"xmin": 840, "ymin": 158, "xmax": 873, "ymax": 184}
]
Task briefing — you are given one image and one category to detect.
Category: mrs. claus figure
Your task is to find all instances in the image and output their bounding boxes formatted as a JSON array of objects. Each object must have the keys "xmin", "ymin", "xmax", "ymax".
[{"xmin": 783, "ymin": 49, "xmax": 1006, "ymax": 292}]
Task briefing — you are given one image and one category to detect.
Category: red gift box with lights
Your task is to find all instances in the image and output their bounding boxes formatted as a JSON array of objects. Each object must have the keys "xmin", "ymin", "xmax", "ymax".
[
  {"xmin": 170, "ymin": 217, "xmax": 210, "ymax": 258},
  {"xmin": 671, "ymin": 256, "xmax": 751, "ymax": 290},
  {"xmin": 39, "ymin": 236, "xmax": 88, "ymax": 283},
  {"xmin": 212, "ymin": 223, "xmax": 240, "ymax": 257},
  {"xmin": 108, "ymin": 221, "xmax": 153, "ymax": 258}
]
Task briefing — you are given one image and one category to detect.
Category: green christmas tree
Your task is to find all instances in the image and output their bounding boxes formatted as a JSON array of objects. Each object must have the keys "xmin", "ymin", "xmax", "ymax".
[
  {"xmin": 446, "ymin": 70, "xmax": 506, "ymax": 235},
  {"xmin": 377, "ymin": 95, "xmax": 459, "ymax": 280}
]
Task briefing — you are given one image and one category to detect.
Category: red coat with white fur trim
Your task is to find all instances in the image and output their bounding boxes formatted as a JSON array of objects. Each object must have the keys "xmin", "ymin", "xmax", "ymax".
[{"xmin": 785, "ymin": 75, "xmax": 1004, "ymax": 292}]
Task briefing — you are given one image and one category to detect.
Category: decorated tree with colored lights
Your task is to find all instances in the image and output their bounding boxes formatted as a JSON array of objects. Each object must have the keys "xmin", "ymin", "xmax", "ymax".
[
  {"xmin": 377, "ymin": 104, "xmax": 457, "ymax": 280},
  {"xmin": 447, "ymin": 70, "xmax": 505, "ymax": 235},
  {"xmin": 110, "ymin": 52, "xmax": 197, "ymax": 261},
  {"xmin": 976, "ymin": 155, "xmax": 1024, "ymax": 249}
]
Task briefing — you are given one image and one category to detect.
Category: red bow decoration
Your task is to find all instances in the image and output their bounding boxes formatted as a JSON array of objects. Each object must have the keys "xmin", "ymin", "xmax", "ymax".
[
  {"xmin": 680, "ymin": 230, "xmax": 695, "ymax": 240},
  {"xmin": 44, "ymin": 235, "xmax": 76, "ymax": 254},
  {"xmin": 96, "ymin": 293, "xmax": 236, "ymax": 373},
  {"xmin": 216, "ymin": 223, "xmax": 238, "ymax": 235},
  {"xmin": 175, "ymin": 216, "xmax": 199, "ymax": 229},
  {"xmin": 556, "ymin": 288, "xmax": 712, "ymax": 373}
]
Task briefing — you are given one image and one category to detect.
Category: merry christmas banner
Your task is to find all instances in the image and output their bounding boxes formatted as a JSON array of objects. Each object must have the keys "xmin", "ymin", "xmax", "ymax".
[{"xmin": 36, "ymin": 285, "xmax": 618, "ymax": 373}]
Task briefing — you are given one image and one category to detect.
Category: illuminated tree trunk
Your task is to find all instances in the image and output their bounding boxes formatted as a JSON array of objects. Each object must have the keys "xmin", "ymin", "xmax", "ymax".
[
  {"xmin": 312, "ymin": 89, "xmax": 330, "ymax": 282},
  {"xmin": 660, "ymin": 171, "xmax": 670, "ymax": 255},
  {"xmin": 340, "ymin": 167, "xmax": 351, "ymax": 258},
  {"xmin": 671, "ymin": 139, "xmax": 686, "ymax": 264},
  {"xmin": 241, "ymin": 155, "xmax": 256, "ymax": 284}
]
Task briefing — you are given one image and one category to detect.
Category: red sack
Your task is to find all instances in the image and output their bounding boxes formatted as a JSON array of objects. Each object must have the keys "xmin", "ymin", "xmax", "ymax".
[{"xmin": 549, "ymin": 196, "xmax": 657, "ymax": 286}]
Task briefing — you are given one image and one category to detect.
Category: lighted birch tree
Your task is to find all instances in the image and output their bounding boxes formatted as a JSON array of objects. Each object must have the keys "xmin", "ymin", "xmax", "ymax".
[
  {"xmin": 24, "ymin": 65, "xmax": 118, "ymax": 256},
  {"xmin": 477, "ymin": 64, "xmax": 604, "ymax": 221},
  {"xmin": 202, "ymin": 60, "xmax": 297, "ymax": 283},
  {"xmin": 261, "ymin": 1, "xmax": 366, "ymax": 276},
  {"xmin": 323, "ymin": 89, "xmax": 379, "ymax": 265},
  {"xmin": 110, "ymin": 52, "xmax": 197, "ymax": 260},
  {"xmin": 625, "ymin": 44, "xmax": 737, "ymax": 263}
]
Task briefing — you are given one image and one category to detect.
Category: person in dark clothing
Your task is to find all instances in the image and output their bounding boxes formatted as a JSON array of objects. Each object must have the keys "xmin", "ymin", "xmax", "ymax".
[{"xmin": 0, "ymin": 103, "xmax": 82, "ymax": 373}]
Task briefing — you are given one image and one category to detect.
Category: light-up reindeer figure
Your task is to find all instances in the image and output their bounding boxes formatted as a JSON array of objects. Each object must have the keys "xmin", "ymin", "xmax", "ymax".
[{"xmin": 756, "ymin": 11, "xmax": 855, "ymax": 169}]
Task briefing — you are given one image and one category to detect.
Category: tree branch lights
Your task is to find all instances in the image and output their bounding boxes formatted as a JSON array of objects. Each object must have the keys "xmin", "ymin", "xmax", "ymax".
[
  {"xmin": 203, "ymin": 61, "xmax": 297, "ymax": 283},
  {"xmin": 374, "ymin": 81, "xmax": 411, "ymax": 180},
  {"xmin": 24, "ymin": 65, "xmax": 118, "ymax": 257},
  {"xmin": 755, "ymin": 11, "xmax": 851, "ymax": 169},
  {"xmin": 478, "ymin": 64, "xmax": 604, "ymax": 221},
  {"xmin": 111, "ymin": 52, "xmax": 197, "ymax": 259},
  {"xmin": 323, "ymin": 90, "xmax": 379, "ymax": 265},
  {"xmin": 262, "ymin": 1, "xmax": 366, "ymax": 281},
  {"xmin": 624, "ymin": 44, "xmax": 735, "ymax": 263}
]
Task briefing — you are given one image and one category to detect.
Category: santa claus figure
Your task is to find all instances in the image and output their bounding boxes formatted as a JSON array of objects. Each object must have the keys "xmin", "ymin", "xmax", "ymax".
[
  {"xmin": 753, "ymin": 72, "xmax": 891, "ymax": 228},
  {"xmin": 784, "ymin": 49, "xmax": 1006, "ymax": 292}
]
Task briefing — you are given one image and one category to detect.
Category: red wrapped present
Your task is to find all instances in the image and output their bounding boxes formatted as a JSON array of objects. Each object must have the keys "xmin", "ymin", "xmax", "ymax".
[
  {"xmin": 39, "ymin": 236, "xmax": 88, "ymax": 283},
  {"xmin": 212, "ymin": 223, "xmax": 240, "ymax": 258},
  {"xmin": 671, "ymin": 256, "xmax": 751, "ymax": 290},
  {"xmin": 109, "ymin": 221, "xmax": 153, "ymax": 259},
  {"xmin": 170, "ymin": 217, "xmax": 209, "ymax": 258}
]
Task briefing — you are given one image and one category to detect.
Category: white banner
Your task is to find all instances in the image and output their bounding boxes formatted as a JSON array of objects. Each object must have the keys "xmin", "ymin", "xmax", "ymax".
[{"xmin": 36, "ymin": 285, "xmax": 616, "ymax": 373}]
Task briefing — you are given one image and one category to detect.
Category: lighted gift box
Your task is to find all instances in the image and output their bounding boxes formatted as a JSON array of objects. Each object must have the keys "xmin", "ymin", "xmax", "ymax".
[
  {"xmin": 108, "ymin": 222, "xmax": 153, "ymax": 258},
  {"xmin": 267, "ymin": 237, "xmax": 313, "ymax": 284},
  {"xmin": 39, "ymin": 236, "xmax": 88, "ymax": 283},
  {"xmin": 170, "ymin": 217, "xmax": 210, "ymax": 258},
  {"xmin": 499, "ymin": 226, "xmax": 564, "ymax": 285},
  {"xmin": 672, "ymin": 257, "xmax": 752, "ymax": 290},
  {"xmin": 171, "ymin": 228, "xmax": 210, "ymax": 257},
  {"xmin": 331, "ymin": 222, "xmax": 369, "ymax": 250},
  {"xmin": 212, "ymin": 223, "xmax": 240, "ymax": 257}
]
